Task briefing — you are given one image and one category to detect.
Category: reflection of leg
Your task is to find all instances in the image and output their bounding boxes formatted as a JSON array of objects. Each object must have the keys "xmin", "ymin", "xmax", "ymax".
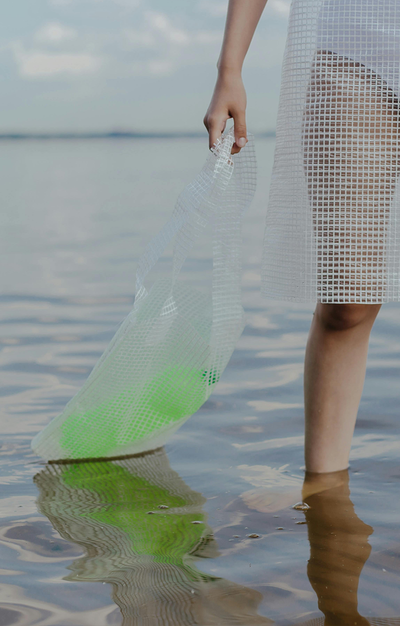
[
  {"xmin": 304, "ymin": 303, "xmax": 380, "ymax": 473},
  {"xmin": 303, "ymin": 470, "xmax": 372, "ymax": 626}
]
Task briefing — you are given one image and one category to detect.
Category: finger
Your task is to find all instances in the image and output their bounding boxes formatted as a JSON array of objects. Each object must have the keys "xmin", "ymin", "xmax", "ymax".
[
  {"xmin": 207, "ymin": 116, "xmax": 227, "ymax": 150},
  {"xmin": 232, "ymin": 109, "xmax": 247, "ymax": 154}
]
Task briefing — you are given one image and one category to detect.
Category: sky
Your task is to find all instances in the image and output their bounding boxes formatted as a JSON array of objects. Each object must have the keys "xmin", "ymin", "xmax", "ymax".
[{"xmin": 0, "ymin": 0, "xmax": 290, "ymax": 133}]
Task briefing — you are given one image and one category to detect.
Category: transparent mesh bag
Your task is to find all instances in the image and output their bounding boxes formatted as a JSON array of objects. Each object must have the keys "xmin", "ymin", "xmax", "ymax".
[{"xmin": 31, "ymin": 130, "xmax": 257, "ymax": 461}]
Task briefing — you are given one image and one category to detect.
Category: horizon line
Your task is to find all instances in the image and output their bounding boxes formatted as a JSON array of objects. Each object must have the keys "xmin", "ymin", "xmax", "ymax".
[{"xmin": 0, "ymin": 129, "xmax": 276, "ymax": 140}]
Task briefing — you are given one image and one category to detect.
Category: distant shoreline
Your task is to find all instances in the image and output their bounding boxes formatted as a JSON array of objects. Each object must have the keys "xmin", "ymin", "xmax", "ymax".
[{"xmin": 0, "ymin": 130, "xmax": 276, "ymax": 140}]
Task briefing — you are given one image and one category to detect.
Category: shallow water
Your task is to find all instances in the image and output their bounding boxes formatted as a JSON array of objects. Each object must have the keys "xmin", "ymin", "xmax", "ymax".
[{"xmin": 1, "ymin": 137, "xmax": 400, "ymax": 625}]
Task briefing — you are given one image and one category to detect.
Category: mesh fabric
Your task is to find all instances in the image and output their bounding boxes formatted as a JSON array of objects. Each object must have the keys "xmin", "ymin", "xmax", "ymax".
[
  {"xmin": 31, "ymin": 130, "xmax": 257, "ymax": 461},
  {"xmin": 262, "ymin": 0, "xmax": 400, "ymax": 303}
]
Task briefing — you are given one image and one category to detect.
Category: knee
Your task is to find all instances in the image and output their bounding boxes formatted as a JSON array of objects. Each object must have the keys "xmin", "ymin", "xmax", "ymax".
[{"xmin": 316, "ymin": 303, "xmax": 381, "ymax": 332}]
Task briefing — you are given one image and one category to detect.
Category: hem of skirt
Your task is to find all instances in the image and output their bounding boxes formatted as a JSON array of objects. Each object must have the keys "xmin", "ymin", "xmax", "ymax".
[{"xmin": 261, "ymin": 288, "xmax": 400, "ymax": 304}]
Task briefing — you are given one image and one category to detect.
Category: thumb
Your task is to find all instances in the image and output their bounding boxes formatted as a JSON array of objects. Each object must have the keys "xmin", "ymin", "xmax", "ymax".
[{"xmin": 232, "ymin": 110, "xmax": 247, "ymax": 153}]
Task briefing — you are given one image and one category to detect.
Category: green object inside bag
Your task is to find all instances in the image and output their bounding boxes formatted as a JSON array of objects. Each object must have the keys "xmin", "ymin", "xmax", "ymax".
[{"xmin": 59, "ymin": 366, "xmax": 220, "ymax": 459}]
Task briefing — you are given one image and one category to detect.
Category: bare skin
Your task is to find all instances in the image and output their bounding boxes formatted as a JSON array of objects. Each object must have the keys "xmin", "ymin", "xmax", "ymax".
[
  {"xmin": 204, "ymin": 0, "xmax": 268, "ymax": 154},
  {"xmin": 304, "ymin": 304, "xmax": 381, "ymax": 473},
  {"xmin": 205, "ymin": 0, "xmax": 381, "ymax": 473}
]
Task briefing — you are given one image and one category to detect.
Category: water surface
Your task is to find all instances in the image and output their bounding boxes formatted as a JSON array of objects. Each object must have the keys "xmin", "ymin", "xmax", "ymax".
[{"xmin": 1, "ymin": 137, "xmax": 400, "ymax": 625}]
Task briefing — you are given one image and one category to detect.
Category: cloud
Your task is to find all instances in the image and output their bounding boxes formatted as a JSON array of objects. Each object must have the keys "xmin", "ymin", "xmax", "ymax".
[
  {"xmin": 199, "ymin": 0, "xmax": 290, "ymax": 19},
  {"xmin": 145, "ymin": 12, "xmax": 190, "ymax": 46},
  {"xmin": 195, "ymin": 31, "xmax": 222, "ymax": 45},
  {"xmin": 122, "ymin": 11, "xmax": 192, "ymax": 75},
  {"xmin": 17, "ymin": 4, "xmax": 283, "ymax": 84},
  {"xmin": 147, "ymin": 59, "xmax": 175, "ymax": 76},
  {"xmin": 34, "ymin": 22, "xmax": 77, "ymax": 44},
  {"xmin": 13, "ymin": 44, "xmax": 101, "ymax": 78},
  {"xmin": 268, "ymin": 0, "xmax": 291, "ymax": 17},
  {"xmin": 122, "ymin": 11, "xmax": 222, "ymax": 75},
  {"xmin": 123, "ymin": 28, "xmax": 155, "ymax": 49},
  {"xmin": 198, "ymin": 1, "xmax": 228, "ymax": 18},
  {"xmin": 123, "ymin": 11, "xmax": 192, "ymax": 50}
]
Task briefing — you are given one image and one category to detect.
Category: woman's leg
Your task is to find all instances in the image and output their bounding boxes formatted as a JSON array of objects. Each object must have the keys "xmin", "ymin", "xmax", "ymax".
[
  {"xmin": 302, "ymin": 54, "xmax": 399, "ymax": 473},
  {"xmin": 304, "ymin": 303, "xmax": 381, "ymax": 473}
]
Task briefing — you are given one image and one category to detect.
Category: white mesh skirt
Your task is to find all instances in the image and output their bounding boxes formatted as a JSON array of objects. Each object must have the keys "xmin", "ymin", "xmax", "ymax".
[{"xmin": 262, "ymin": 0, "xmax": 400, "ymax": 303}]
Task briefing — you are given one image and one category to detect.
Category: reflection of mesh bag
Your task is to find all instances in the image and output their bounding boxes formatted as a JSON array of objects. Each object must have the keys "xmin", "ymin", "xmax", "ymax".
[
  {"xmin": 31, "ymin": 130, "xmax": 257, "ymax": 461},
  {"xmin": 34, "ymin": 450, "xmax": 214, "ymax": 582},
  {"xmin": 34, "ymin": 451, "xmax": 271, "ymax": 625}
]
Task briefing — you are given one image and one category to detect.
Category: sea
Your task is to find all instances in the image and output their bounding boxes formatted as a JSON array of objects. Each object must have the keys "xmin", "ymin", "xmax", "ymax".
[{"xmin": 1, "ymin": 136, "xmax": 400, "ymax": 625}]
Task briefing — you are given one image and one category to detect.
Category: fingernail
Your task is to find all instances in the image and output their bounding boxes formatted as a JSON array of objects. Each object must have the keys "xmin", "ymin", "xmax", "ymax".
[{"xmin": 237, "ymin": 137, "xmax": 247, "ymax": 148}]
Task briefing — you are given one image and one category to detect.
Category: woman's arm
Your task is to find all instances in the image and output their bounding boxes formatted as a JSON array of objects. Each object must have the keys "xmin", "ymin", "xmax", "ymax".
[{"xmin": 204, "ymin": 0, "xmax": 268, "ymax": 153}]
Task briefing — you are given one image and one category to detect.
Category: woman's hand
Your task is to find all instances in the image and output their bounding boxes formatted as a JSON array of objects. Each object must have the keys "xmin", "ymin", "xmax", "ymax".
[
  {"xmin": 203, "ymin": 70, "xmax": 248, "ymax": 155},
  {"xmin": 203, "ymin": 0, "xmax": 267, "ymax": 153}
]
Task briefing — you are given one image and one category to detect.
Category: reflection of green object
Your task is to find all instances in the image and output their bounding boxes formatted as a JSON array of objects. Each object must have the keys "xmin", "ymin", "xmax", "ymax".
[
  {"xmin": 34, "ymin": 449, "xmax": 271, "ymax": 625},
  {"xmin": 35, "ymin": 450, "xmax": 216, "ymax": 587},
  {"xmin": 59, "ymin": 459, "xmax": 209, "ymax": 571},
  {"xmin": 59, "ymin": 367, "xmax": 220, "ymax": 459}
]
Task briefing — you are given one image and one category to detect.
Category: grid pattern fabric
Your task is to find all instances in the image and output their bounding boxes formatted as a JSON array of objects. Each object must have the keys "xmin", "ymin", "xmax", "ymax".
[
  {"xmin": 262, "ymin": 0, "xmax": 400, "ymax": 303},
  {"xmin": 31, "ymin": 129, "xmax": 257, "ymax": 461}
]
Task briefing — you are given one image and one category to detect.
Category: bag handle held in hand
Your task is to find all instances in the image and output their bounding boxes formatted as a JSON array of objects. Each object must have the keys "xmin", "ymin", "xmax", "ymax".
[{"xmin": 134, "ymin": 130, "xmax": 235, "ymax": 305}]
